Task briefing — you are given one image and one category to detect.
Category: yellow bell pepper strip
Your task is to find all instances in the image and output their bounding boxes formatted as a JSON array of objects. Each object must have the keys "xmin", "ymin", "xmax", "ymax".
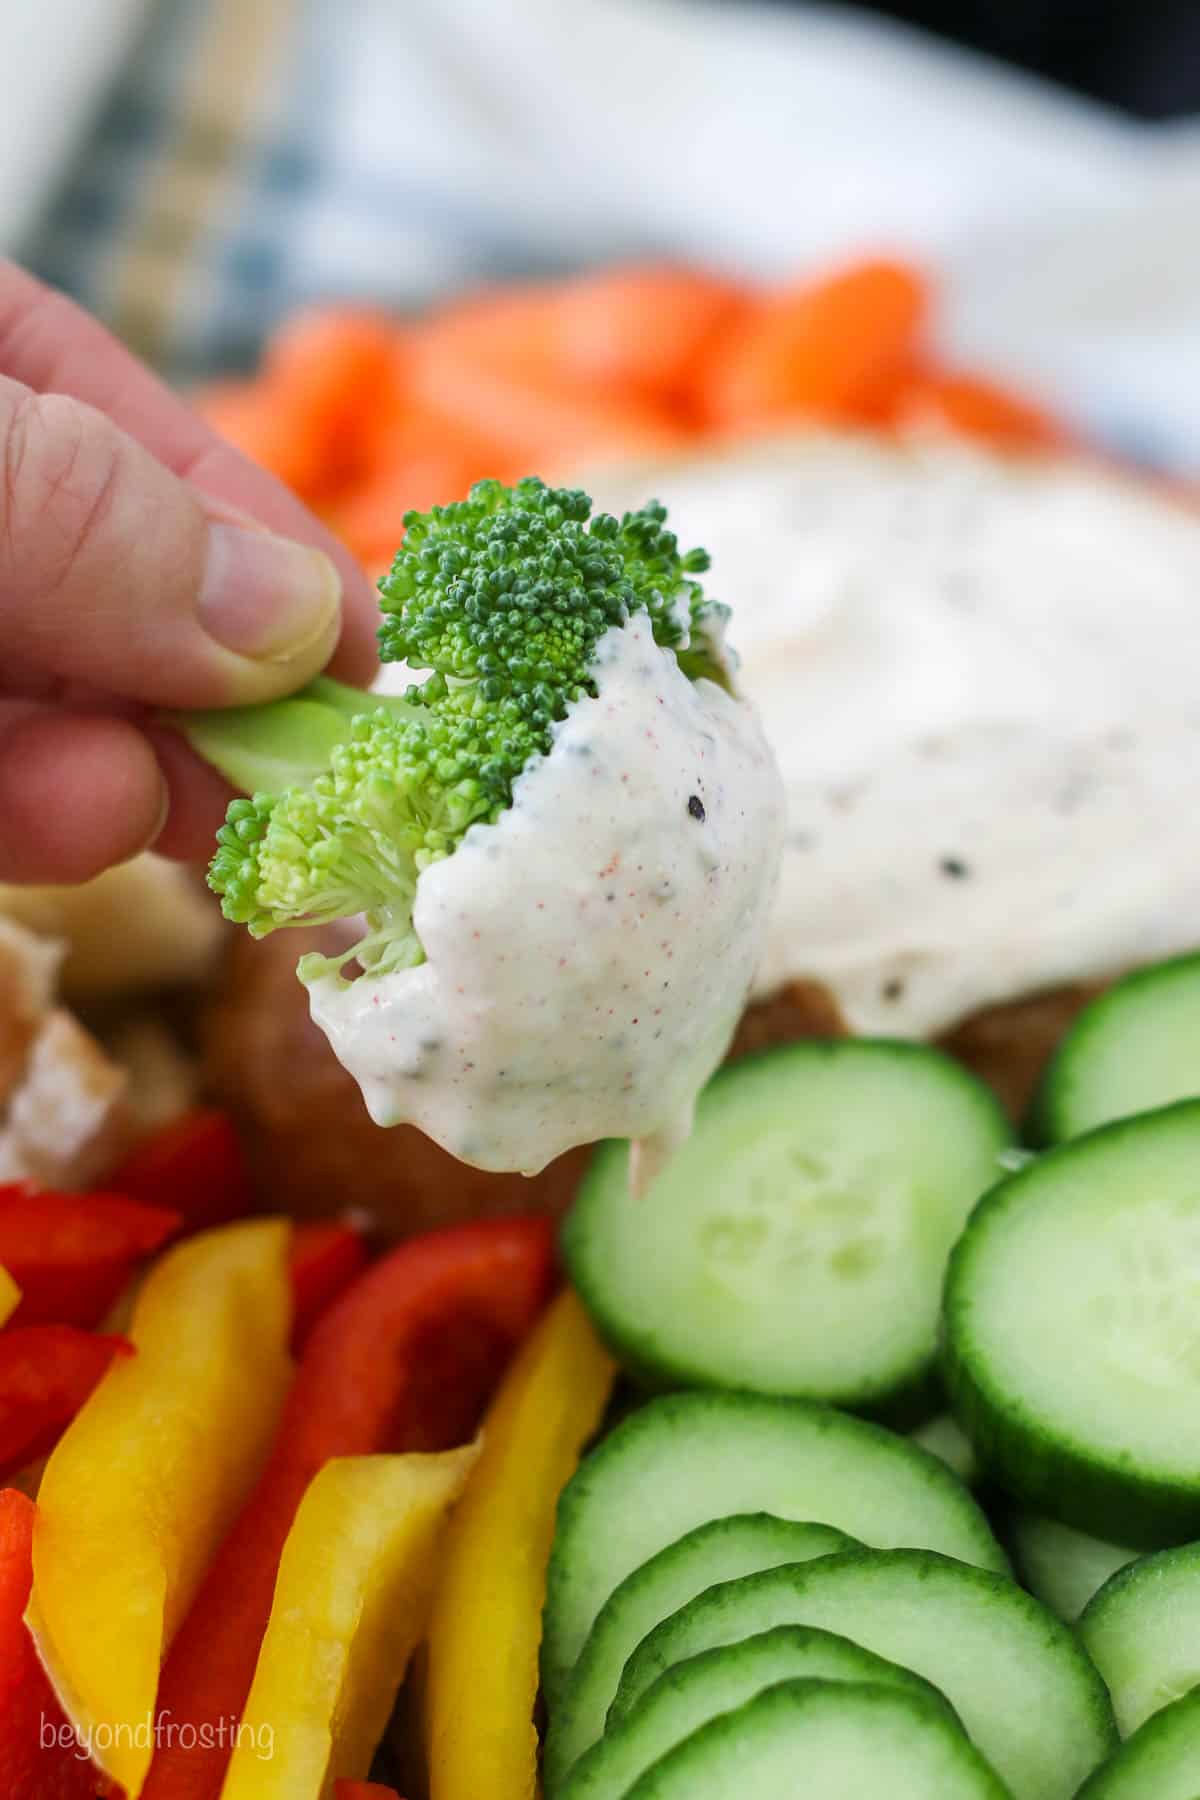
[
  {"xmin": 423, "ymin": 1288, "xmax": 616, "ymax": 1800},
  {"xmin": 221, "ymin": 1446, "xmax": 478, "ymax": 1800},
  {"xmin": 27, "ymin": 1220, "xmax": 292, "ymax": 1799},
  {"xmin": 0, "ymin": 1263, "xmax": 19, "ymax": 1325},
  {"xmin": 143, "ymin": 1214, "xmax": 554, "ymax": 1800}
]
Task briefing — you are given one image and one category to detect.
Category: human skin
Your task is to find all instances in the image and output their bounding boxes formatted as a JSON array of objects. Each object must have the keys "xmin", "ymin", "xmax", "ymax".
[{"xmin": 0, "ymin": 261, "xmax": 379, "ymax": 883}]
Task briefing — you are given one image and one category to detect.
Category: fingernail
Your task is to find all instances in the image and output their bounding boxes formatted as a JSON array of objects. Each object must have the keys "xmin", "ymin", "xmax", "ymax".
[{"xmin": 199, "ymin": 523, "xmax": 342, "ymax": 662}]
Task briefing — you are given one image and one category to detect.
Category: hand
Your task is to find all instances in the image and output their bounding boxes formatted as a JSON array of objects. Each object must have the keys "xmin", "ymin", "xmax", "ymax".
[{"xmin": 0, "ymin": 262, "xmax": 379, "ymax": 884}]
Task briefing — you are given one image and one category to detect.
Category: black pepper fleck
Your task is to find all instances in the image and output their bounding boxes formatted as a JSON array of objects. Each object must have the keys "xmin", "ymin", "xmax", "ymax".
[
  {"xmin": 687, "ymin": 795, "xmax": 706, "ymax": 822},
  {"xmin": 940, "ymin": 856, "xmax": 970, "ymax": 880},
  {"xmin": 882, "ymin": 978, "xmax": 905, "ymax": 1003}
]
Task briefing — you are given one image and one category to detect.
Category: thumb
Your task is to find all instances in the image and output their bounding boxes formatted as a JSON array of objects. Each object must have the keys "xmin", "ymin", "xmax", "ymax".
[{"xmin": 0, "ymin": 378, "xmax": 345, "ymax": 709}]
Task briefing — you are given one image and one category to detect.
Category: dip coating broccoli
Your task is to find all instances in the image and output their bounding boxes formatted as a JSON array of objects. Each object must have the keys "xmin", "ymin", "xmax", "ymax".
[{"xmin": 193, "ymin": 478, "xmax": 728, "ymax": 982}]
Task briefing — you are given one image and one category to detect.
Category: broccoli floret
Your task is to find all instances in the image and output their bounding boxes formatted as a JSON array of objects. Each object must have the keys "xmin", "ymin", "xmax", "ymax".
[{"xmin": 193, "ymin": 477, "xmax": 729, "ymax": 983}]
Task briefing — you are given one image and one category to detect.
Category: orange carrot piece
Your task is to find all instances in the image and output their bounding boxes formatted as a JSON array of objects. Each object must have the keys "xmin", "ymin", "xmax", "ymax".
[
  {"xmin": 548, "ymin": 264, "xmax": 750, "ymax": 405},
  {"xmin": 398, "ymin": 276, "xmax": 691, "ymax": 481},
  {"xmin": 268, "ymin": 309, "xmax": 409, "ymax": 496},
  {"xmin": 331, "ymin": 409, "xmax": 520, "ymax": 566},
  {"xmin": 413, "ymin": 267, "xmax": 747, "ymax": 417},
  {"xmin": 697, "ymin": 258, "xmax": 929, "ymax": 429},
  {"xmin": 200, "ymin": 311, "xmax": 407, "ymax": 503},
  {"xmin": 198, "ymin": 380, "xmax": 332, "ymax": 499},
  {"xmin": 412, "ymin": 282, "xmax": 564, "ymax": 382},
  {"xmin": 265, "ymin": 306, "xmax": 401, "ymax": 396},
  {"xmin": 407, "ymin": 339, "xmax": 688, "ymax": 475},
  {"xmin": 270, "ymin": 309, "xmax": 408, "ymax": 482},
  {"xmin": 891, "ymin": 367, "xmax": 1068, "ymax": 450}
]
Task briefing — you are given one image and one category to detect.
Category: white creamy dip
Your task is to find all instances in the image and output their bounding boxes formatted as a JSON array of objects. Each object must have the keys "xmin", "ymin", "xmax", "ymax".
[
  {"xmin": 596, "ymin": 435, "xmax": 1200, "ymax": 1038},
  {"xmin": 309, "ymin": 612, "xmax": 785, "ymax": 1174}
]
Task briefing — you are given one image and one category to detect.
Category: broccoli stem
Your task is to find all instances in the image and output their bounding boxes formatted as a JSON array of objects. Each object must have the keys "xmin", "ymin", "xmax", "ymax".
[{"xmin": 167, "ymin": 678, "xmax": 415, "ymax": 797}]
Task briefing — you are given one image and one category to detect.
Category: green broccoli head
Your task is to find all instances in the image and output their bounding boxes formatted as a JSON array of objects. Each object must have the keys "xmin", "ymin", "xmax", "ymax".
[
  {"xmin": 378, "ymin": 476, "xmax": 727, "ymax": 699},
  {"xmin": 203, "ymin": 476, "xmax": 729, "ymax": 981}
]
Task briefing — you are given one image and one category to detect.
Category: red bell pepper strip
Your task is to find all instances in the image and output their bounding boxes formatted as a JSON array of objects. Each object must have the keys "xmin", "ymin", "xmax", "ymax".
[
  {"xmin": 289, "ymin": 1218, "xmax": 369, "ymax": 1355},
  {"xmin": 0, "ymin": 1327, "xmax": 133, "ymax": 1482},
  {"xmin": 0, "ymin": 1488, "xmax": 111, "ymax": 1799},
  {"xmin": 142, "ymin": 1214, "xmax": 556, "ymax": 1800},
  {"xmin": 335, "ymin": 1785, "xmax": 404, "ymax": 1799},
  {"xmin": 109, "ymin": 1108, "xmax": 255, "ymax": 1232},
  {"xmin": 0, "ymin": 1184, "xmax": 179, "ymax": 1329}
]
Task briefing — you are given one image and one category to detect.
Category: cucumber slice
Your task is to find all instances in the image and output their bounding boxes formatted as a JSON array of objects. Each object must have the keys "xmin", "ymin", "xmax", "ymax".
[
  {"xmin": 1029, "ymin": 953, "xmax": 1200, "ymax": 1145},
  {"xmin": 911, "ymin": 1414, "xmax": 981, "ymax": 1486},
  {"xmin": 1075, "ymin": 1688, "xmax": 1200, "ymax": 1799},
  {"xmin": 1008, "ymin": 1511, "xmax": 1138, "ymax": 1623},
  {"xmin": 1078, "ymin": 1544, "xmax": 1200, "ymax": 1736},
  {"xmin": 544, "ymin": 1513, "xmax": 858, "ymax": 1790},
  {"xmin": 559, "ymin": 1626, "xmax": 949, "ymax": 1799},
  {"xmin": 943, "ymin": 1101, "xmax": 1200, "ymax": 1545},
  {"xmin": 541, "ymin": 1391, "xmax": 1006, "ymax": 1708},
  {"xmin": 622, "ymin": 1679, "xmax": 1010, "ymax": 1800},
  {"xmin": 612, "ymin": 1550, "xmax": 1116, "ymax": 1800},
  {"xmin": 564, "ymin": 1041, "xmax": 1011, "ymax": 1408}
]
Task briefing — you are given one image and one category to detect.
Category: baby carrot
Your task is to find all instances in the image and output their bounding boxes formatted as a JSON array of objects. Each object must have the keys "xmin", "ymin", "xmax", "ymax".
[
  {"xmin": 891, "ymin": 367, "xmax": 1068, "ymax": 450},
  {"xmin": 407, "ymin": 342, "xmax": 687, "ymax": 474},
  {"xmin": 547, "ymin": 263, "xmax": 749, "ymax": 406},
  {"xmin": 698, "ymin": 257, "xmax": 928, "ymax": 429}
]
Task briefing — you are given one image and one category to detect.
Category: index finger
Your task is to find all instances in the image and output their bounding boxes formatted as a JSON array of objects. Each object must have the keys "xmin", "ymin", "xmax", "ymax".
[{"xmin": 0, "ymin": 262, "xmax": 380, "ymax": 686}]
